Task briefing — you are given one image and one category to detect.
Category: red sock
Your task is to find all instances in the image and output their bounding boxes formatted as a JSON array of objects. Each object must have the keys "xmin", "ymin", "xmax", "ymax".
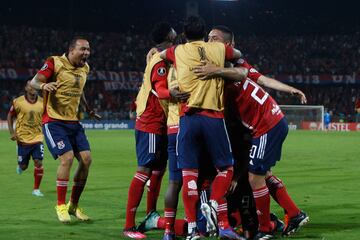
[
  {"xmin": 164, "ymin": 208, "xmax": 176, "ymax": 233},
  {"xmin": 34, "ymin": 167, "xmax": 43, "ymax": 189},
  {"xmin": 157, "ymin": 216, "xmax": 166, "ymax": 229},
  {"xmin": 266, "ymin": 175, "xmax": 300, "ymax": 218},
  {"xmin": 125, "ymin": 171, "xmax": 150, "ymax": 229},
  {"xmin": 56, "ymin": 178, "xmax": 68, "ymax": 205},
  {"xmin": 230, "ymin": 210, "xmax": 242, "ymax": 227},
  {"xmin": 210, "ymin": 167, "xmax": 233, "ymax": 202},
  {"xmin": 146, "ymin": 169, "xmax": 165, "ymax": 214},
  {"xmin": 174, "ymin": 219, "xmax": 187, "ymax": 236},
  {"xmin": 253, "ymin": 186, "xmax": 272, "ymax": 232},
  {"xmin": 217, "ymin": 198, "xmax": 230, "ymax": 229},
  {"xmin": 182, "ymin": 169, "xmax": 199, "ymax": 223},
  {"xmin": 70, "ymin": 179, "xmax": 86, "ymax": 205}
]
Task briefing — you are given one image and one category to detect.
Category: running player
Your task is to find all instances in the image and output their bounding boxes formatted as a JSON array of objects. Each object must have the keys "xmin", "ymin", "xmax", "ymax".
[
  {"xmin": 30, "ymin": 36, "xmax": 100, "ymax": 223},
  {"xmin": 193, "ymin": 26, "xmax": 309, "ymax": 240},
  {"xmin": 7, "ymin": 80, "xmax": 45, "ymax": 197},
  {"xmin": 160, "ymin": 16, "xmax": 242, "ymax": 239}
]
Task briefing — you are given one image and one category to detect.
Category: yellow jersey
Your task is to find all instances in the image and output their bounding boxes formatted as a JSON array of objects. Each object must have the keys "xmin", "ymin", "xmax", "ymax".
[
  {"xmin": 11, "ymin": 95, "xmax": 43, "ymax": 144},
  {"xmin": 168, "ymin": 41, "xmax": 226, "ymax": 112},
  {"xmin": 44, "ymin": 54, "xmax": 89, "ymax": 121}
]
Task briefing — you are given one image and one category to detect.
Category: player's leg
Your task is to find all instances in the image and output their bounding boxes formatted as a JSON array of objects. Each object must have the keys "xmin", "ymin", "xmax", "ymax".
[
  {"xmin": 65, "ymin": 122, "xmax": 92, "ymax": 220},
  {"xmin": 43, "ymin": 122, "xmax": 75, "ymax": 223},
  {"xmin": 201, "ymin": 117, "xmax": 234, "ymax": 236},
  {"xmin": 16, "ymin": 144, "xmax": 30, "ymax": 174},
  {"xmin": 124, "ymin": 130, "xmax": 163, "ymax": 239},
  {"xmin": 177, "ymin": 115, "xmax": 201, "ymax": 239},
  {"xmin": 31, "ymin": 143, "xmax": 44, "ymax": 197},
  {"xmin": 249, "ymin": 119, "xmax": 290, "ymax": 239},
  {"xmin": 163, "ymin": 133, "xmax": 182, "ymax": 239},
  {"xmin": 146, "ymin": 134, "xmax": 167, "ymax": 214}
]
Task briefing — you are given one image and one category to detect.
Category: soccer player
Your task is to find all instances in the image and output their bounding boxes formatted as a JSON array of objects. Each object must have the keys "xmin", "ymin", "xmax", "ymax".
[
  {"xmin": 123, "ymin": 22, "xmax": 187, "ymax": 239},
  {"xmin": 193, "ymin": 26, "xmax": 309, "ymax": 240},
  {"xmin": 324, "ymin": 110, "xmax": 331, "ymax": 130},
  {"xmin": 30, "ymin": 36, "xmax": 100, "ymax": 223},
  {"xmin": 160, "ymin": 16, "xmax": 242, "ymax": 239},
  {"xmin": 7, "ymin": 80, "xmax": 45, "ymax": 197}
]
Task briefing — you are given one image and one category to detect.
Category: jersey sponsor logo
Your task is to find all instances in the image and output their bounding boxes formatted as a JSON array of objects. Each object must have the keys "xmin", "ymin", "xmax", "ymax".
[
  {"xmin": 187, "ymin": 180, "xmax": 197, "ymax": 190},
  {"xmin": 157, "ymin": 67, "xmax": 167, "ymax": 76},
  {"xmin": 57, "ymin": 140, "xmax": 65, "ymax": 150},
  {"xmin": 40, "ymin": 63, "xmax": 48, "ymax": 71}
]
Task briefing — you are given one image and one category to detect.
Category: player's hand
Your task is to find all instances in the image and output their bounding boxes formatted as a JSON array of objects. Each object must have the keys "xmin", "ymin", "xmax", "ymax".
[
  {"xmin": 42, "ymin": 82, "xmax": 58, "ymax": 92},
  {"xmin": 228, "ymin": 180, "xmax": 238, "ymax": 194},
  {"xmin": 192, "ymin": 62, "xmax": 220, "ymax": 80},
  {"xmin": 10, "ymin": 133, "xmax": 18, "ymax": 141},
  {"xmin": 88, "ymin": 110, "xmax": 102, "ymax": 121},
  {"xmin": 291, "ymin": 88, "xmax": 307, "ymax": 104},
  {"xmin": 170, "ymin": 87, "xmax": 190, "ymax": 103},
  {"xmin": 146, "ymin": 48, "xmax": 158, "ymax": 64}
]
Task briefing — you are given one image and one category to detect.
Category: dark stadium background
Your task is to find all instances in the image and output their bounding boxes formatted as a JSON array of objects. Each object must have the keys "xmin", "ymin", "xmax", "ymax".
[{"xmin": 1, "ymin": 0, "xmax": 360, "ymax": 128}]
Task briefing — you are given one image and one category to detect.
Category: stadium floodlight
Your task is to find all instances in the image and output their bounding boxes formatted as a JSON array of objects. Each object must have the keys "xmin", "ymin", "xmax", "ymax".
[{"xmin": 280, "ymin": 105, "xmax": 324, "ymax": 131}]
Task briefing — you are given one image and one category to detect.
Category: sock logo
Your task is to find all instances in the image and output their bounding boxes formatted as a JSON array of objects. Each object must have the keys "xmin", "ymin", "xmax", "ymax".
[{"xmin": 187, "ymin": 180, "xmax": 197, "ymax": 190}]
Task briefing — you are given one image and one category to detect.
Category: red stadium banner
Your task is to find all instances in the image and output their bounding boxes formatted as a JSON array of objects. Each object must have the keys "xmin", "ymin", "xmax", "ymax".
[
  {"xmin": 1, "ymin": 68, "xmax": 360, "ymax": 85},
  {"xmin": 301, "ymin": 121, "xmax": 360, "ymax": 131}
]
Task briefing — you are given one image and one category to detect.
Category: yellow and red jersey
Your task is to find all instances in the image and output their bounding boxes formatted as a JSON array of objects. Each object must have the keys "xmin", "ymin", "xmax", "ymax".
[
  {"xmin": 135, "ymin": 51, "xmax": 170, "ymax": 135},
  {"xmin": 37, "ymin": 54, "xmax": 89, "ymax": 123},
  {"xmin": 9, "ymin": 95, "xmax": 44, "ymax": 144},
  {"xmin": 165, "ymin": 41, "xmax": 235, "ymax": 118}
]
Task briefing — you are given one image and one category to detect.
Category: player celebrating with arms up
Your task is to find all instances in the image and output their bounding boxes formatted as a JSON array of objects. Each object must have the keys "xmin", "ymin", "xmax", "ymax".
[
  {"xmin": 7, "ymin": 80, "xmax": 45, "ymax": 197},
  {"xmin": 31, "ymin": 37, "xmax": 100, "ymax": 223}
]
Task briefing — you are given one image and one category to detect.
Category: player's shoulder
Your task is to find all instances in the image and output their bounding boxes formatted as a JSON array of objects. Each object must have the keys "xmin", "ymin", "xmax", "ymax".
[{"xmin": 14, "ymin": 95, "xmax": 25, "ymax": 102}]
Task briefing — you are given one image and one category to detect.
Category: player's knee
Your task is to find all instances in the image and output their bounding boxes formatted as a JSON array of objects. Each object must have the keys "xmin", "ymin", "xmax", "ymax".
[
  {"xmin": 248, "ymin": 173, "xmax": 266, "ymax": 189},
  {"xmin": 20, "ymin": 164, "xmax": 28, "ymax": 170},
  {"xmin": 82, "ymin": 155, "xmax": 92, "ymax": 167},
  {"xmin": 34, "ymin": 160, "xmax": 42, "ymax": 168},
  {"xmin": 59, "ymin": 156, "xmax": 74, "ymax": 169}
]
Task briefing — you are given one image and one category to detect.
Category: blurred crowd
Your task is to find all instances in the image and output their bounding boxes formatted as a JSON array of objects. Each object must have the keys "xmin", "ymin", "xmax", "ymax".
[{"xmin": 0, "ymin": 25, "xmax": 359, "ymax": 122}]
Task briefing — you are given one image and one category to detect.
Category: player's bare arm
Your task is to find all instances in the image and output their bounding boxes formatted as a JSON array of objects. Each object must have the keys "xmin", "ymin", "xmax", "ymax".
[
  {"xmin": 30, "ymin": 73, "xmax": 58, "ymax": 92},
  {"xmin": 159, "ymin": 50, "xmax": 167, "ymax": 60},
  {"xmin": 80, "ymin": 93, "xmax": 102, "ymax": 120},
  {"xmin": 169, "ymin": 87, "xmax": 190, "ymax": 103},
  {"xmin": 6, "ymin": 110, "xmax": 17, "ymax": 141},
  {"xmin": 193, "ymin": 63, "xmax": 248, "ymax": 81},
  {"xmin": 257, "ymin": 75, "xmax": 307, "ymax": 104},
  {"xmin": 146, "ymin": 47, "xmax": 158, "ymax": 64}
]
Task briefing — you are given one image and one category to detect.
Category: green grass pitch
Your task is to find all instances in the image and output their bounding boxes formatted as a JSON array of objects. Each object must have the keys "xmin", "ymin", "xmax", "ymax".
[{"xmin": 0, "ymin": 130, "xmax": 359, "ymax": 240}]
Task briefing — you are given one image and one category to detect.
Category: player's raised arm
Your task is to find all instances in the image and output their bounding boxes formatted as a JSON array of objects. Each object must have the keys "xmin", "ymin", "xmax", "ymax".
[
  {"xmin": 257, "ymin": 75, "xmax": 307, "ymax": 104},
  {"xmin": 30, "ymin": 59, "xmax": 58, "ymax": 92},
  {"xmin": 7, "ymin": 103, "xmax": 17, "ymax": 141}
]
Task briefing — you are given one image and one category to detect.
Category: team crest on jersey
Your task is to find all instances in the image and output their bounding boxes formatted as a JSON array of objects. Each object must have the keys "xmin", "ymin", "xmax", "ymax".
[
  {"xmin": 40, "ymin": 63, "xmax": 48, "ymax": 71},
  {"xmin": 157, "ymin": 67, "xmax": 167, "ymax": 76},
  {"xmin": 57, "ymin": 140, "xmax": 65, "ymax": 150},
  {"xmin": 237, "ymin": 58, "xmax": 245, "ymax": 64}
]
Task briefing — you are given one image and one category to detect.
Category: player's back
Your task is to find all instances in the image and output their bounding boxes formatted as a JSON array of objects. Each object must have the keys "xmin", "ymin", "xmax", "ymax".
[
  {"xmin": 175, "ymin": 41, "xmax": 226, "ymax": 111},
  {"xmin": 226, "ymin": 79, "xmax": 283, "ymax": 137}
]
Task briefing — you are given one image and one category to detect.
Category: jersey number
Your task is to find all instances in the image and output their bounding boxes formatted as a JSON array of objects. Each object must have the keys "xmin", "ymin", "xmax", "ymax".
[{"xmin": 243, "ymin": 79, "xmax": 269, "ymax": 105}]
